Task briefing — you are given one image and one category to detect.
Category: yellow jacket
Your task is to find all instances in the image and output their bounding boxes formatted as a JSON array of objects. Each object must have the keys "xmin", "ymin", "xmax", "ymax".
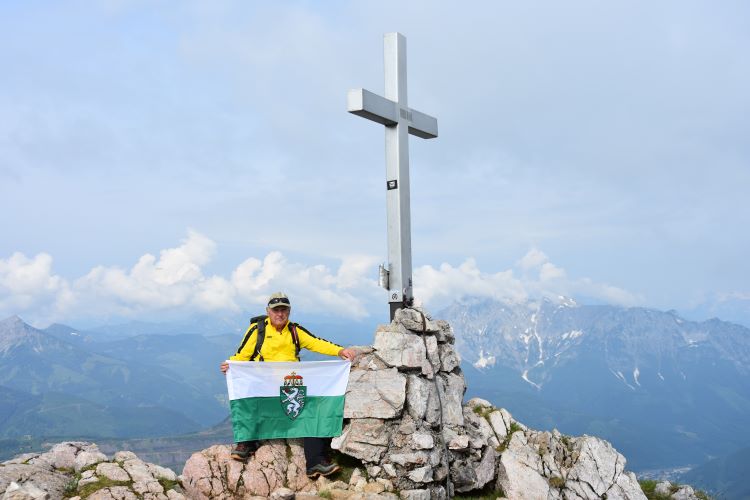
[{"xmin": 230, "ymin": 317, "xmax": 343, "ymax": 362}]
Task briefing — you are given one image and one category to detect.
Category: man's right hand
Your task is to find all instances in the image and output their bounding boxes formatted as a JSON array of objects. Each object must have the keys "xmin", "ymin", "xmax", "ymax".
[{"xmin": 220, "ymin": 361, "xmax": 229, "ymax": 374}]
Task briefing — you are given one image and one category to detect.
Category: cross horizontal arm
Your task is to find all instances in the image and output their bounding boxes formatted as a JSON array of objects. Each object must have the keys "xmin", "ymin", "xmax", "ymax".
[
  {"xmin": 348, "ymin": 88, "xmax": 438, "ymax": 139},
  {"xmin": 408, "ymin": 109, "xmax": 438, "ymax": 139},
  {"xmin": 347, "ymin": 89, "xmax": 398, "ymax": 126}
]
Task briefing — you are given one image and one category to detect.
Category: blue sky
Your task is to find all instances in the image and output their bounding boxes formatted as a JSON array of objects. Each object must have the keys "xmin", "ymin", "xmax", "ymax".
[{"xmin": 1, "ymin": 1, "xmax": 748, "ymax": 327}]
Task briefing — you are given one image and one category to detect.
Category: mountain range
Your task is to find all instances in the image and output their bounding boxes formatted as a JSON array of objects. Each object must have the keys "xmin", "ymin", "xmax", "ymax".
[
  {"xmin": 0, "ymin": 315, "xmax": 232, "ymax": 442},
  {"xmin": 2, "ymin": 300, "xmax": 749, "ymax": 495},
  {"xmin": 439, "ymin": 297, "xmax": 750, "ymax": 473}
]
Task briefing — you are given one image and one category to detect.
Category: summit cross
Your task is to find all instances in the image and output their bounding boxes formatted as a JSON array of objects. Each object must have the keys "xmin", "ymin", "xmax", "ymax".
[{"xmin": 347, "ymin": 32, "xmax": 438, "ymax": 320}]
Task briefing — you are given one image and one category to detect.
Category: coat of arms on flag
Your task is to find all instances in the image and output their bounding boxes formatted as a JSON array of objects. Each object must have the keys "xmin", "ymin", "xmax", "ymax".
[
  {"xmin": 225, "ymin": 360, "xmax": 351, "ymax": 442},
  {"xmin": 280, "ymin": 371, "xmax": 306, "ymax": 419}
]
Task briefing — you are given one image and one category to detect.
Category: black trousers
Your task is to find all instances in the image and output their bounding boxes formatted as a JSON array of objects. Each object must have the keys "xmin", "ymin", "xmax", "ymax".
[{"xmin": 238, "ymin": 438, "xmax": 330, "ymax": 466}]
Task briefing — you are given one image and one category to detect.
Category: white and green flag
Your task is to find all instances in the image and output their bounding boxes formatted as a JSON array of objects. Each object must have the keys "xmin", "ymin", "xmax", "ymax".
[{"xmin": 226, "ymin": 360, "xmax": 351, "ymax": 442}]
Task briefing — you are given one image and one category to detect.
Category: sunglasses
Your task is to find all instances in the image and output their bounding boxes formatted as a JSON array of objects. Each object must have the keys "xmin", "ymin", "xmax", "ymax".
[{"xmin": 268, "ymin": 297, "xmax": 291, "ymax": 306}]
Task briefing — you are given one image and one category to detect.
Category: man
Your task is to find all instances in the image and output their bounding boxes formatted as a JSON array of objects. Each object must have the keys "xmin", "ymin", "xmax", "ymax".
[{"xmin": 220, "ymin": 292, "xmax": 357, "ymax": 478}]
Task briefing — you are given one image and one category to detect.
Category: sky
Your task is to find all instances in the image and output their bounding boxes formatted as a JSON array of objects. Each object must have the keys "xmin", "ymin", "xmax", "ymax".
[{"xmin": 1, "ymin": 0, "xmax": 749, "ymax": 328}]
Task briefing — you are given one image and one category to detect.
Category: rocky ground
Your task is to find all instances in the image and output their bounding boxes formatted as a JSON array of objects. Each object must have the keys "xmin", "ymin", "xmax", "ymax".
[
  {"xmin": 0, "ymin": 309, "xmax": 708, "ymax": 500},
  {"xmin": 0, "ymin": 441, "xmax": 184, "ymax": 499}
]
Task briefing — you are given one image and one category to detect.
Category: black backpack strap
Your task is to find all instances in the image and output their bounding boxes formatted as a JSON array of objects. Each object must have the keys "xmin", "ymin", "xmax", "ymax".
[
  {"xmin": 289, "ymin": 322, "xmax": 301, "ymax": 361},
  {"xmin": 235, "ymin": 324, "xmax": 258, "ymax": 354},
  {"xmin": 248, "ymin": 315, "xmax": 268, "ymax": 362}
]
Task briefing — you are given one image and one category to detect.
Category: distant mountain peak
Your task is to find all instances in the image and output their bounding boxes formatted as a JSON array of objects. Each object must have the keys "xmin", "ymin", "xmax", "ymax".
[{"xmin": 0, "ymin": 315, "xmax": 24, "ymax": 327}]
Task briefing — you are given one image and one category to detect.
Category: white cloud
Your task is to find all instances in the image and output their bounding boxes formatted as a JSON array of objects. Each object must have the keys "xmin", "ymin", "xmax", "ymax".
[
  {"xmin": 0, "ymin": 232, "xmax": 644, "ymax": 325},
  {"xmin": 0, "ymin": 251, "xmax": 72, "ymax": 321},
  {"xmin": 414, "ymin": 249, "xmax": 641, "ymax": 311}
]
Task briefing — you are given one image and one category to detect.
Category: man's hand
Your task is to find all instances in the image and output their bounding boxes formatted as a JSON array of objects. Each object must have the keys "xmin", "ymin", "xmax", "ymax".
[
  {"xmin": 338, "ymin": 348, "xmax": 357, "ymax": 362},
  {"xmin": 220, "ymin": 361, "xmax": 229, "ymax": 374}
]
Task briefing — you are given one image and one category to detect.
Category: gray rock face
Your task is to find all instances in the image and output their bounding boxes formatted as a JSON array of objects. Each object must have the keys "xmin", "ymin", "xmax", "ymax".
[
  {"xmin": 344, "ymin": 368, "xmax": 407, "ymax": 419},
  {"xmin": 332, "ymin": 308, "xmax": 648, "ymax": 499}
]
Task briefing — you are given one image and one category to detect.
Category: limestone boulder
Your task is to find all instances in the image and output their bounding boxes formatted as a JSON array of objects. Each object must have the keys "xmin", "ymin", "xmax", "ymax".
[
  {"xmin": 182, "ymin": 441, "xmax": 312, "ymax": 499},
  {"xmin": 344, "ymin": 368, "xmax": 406, "ymax": 419},
  {"xmin": 373, "ymin": 328, "xmax": 426, "ymax": 370},
  {"xmin": 393, "ymin": 308, "xmax": 439, "ymax": 333}
]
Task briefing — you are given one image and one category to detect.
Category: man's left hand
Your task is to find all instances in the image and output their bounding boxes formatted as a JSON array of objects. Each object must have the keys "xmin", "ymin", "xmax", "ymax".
[{"xmin": 338, "ymin": 348, "xmax": 357, "ymax": 362}]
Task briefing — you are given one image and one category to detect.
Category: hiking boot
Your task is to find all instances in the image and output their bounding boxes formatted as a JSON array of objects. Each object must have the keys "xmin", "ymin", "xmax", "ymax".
[
  {"xmin": 230, "ymin": 441, "xmax": 255, "ymax": 462},
  {"xmin": 306, "ymin": 460, "xmax": 341, "ymax": 478}
]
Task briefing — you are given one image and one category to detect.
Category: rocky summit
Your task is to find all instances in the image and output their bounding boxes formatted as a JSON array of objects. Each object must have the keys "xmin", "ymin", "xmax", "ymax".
[{"xmin": 0, "ymin": 310, "xmax": 705, "ymax": 499}]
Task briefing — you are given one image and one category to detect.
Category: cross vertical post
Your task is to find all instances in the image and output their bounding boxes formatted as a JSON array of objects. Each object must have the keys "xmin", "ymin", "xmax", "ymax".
[{"xmin": 347, "ymin": 32, "xmax": 438, "ymax": 320}]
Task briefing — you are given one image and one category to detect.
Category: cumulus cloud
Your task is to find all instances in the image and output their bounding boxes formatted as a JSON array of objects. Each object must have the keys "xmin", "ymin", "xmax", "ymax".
[
  {"xmin": 415, "ymin": 248, "xmax": 642, "ymax": 311},
  {"xmin": 1, "ymin": 232, "xmax": 642, "ymax": 325},
  {"xmin": 0, "ymin": 251, "xmax": 73, "ymax": 322}
]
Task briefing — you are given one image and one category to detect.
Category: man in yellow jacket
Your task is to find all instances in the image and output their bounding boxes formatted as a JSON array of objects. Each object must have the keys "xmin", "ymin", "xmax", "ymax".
[{"xmin": 220, "ymin": 292, "xmax": 357, "ymax": 477}]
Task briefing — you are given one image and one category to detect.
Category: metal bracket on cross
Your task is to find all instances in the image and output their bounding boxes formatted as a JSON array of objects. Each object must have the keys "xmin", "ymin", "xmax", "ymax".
[{"xmin": 347, "ymin": 32, "xmax": 438, "ymax": 320}]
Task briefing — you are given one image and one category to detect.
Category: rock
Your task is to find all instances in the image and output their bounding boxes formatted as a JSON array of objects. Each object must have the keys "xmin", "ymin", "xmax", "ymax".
[
  {"xmin": 447, "ymin": 434, "xmax": 470, "ymax": 450},
  {"xmin": 78, "ymin": 469, "xmax": 99, "ymax": 487},
  {"xmin": 566, "ymin": 437, "xmax": 632, "ymax": 498},
  {"xmin": 655, "ymin": 481, "xmax": 672, "ymax": 496},
  {"xmin": 496, "ymin": 441, "xmax": 550, "ymax": 499},
  {"xmin": 411, "ymin": 433, "xmax": 434, "ymax": 450},
  {"xmin": 393, "ymin": 308, "xmax": 439, "ymax": 333},
  {"xmin": 96, "ymin": 463, "xmax": 130, "ymax": 482},
  {"xmin": 434, "ymin": 320, "xmax": 455, "ymax": 344},
  {"xmin": 463, "ymin": 404, "xmax": 498, "ymax": 449},
  {"xmin": 374, "ymin": 328, "xmax": 427, "ymax": 369},
  {"xmin": 181, "ymin": 441, "xmax": 311, "ymax": 499},
  {"xmin": 487, "ymin": 410, "xmax": 509, "ymax": 440},
  {"xmin": 332, "ymin": 419, "xmax": 389, "ymax": 462},
  {"xmin": 165, "ymin": 490, "xmax": 186, "ymax": 500},
  {"xmin": 0, "ymin": 461, "xmax": 69, "ymax": 499},
  {"xmin": 399, "ymin": 489, "xmax": 431, "ymax": 500},
  {"xmin": 2, "ymin": 481, "xmax": 49, "ymax": 499},
  {"xmin": 671, "ymin": 485, "xmax": 698, "ymax": 500},
  {"xmin": 270, "ymin": 487, "xmax": 296, "ymax": 500},
  {"xmin": 113, "ymin": 451, "xmax": 138, "ymax": 462},
  {"xmin": 437, "ymin": 372, "xmax": 465, "ymax": 426},
  {"xmin": 348, "ymin": 468, "xmax": 364, "ymax": 486},
  {"xmin": 148, "ymin": 463, "xmax": 178, "ymax": 482},
  {"xmin": 407, "ymin": 466, "xmax": 433, "ymax": 483},
  {"xmin": 87, "ymin": 486, "xmax": 139, "ymax": 500},
  {"xmin": 438, "ymin": 343, "xmax": 461, "ymax": 372},
  {"xmin": 422, "ymin": 335, "xmax": 439, "ymax": 379},
  {"xmin": 404, "ymin": 375, "xmax": 440, "ymax": 424},
  {"xmin": 363, "ymin": 481, "xmax": 386, "ymax": 494},
  {"xmin": 344, "ymin": 368, "xmax": 407, "ymax": 419},
  {"xmin": 74, "ymin": 450, "xmax": 108, "ymax": 472}
]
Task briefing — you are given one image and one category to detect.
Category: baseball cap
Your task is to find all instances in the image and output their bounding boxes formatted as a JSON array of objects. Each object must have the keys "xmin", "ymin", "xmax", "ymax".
[{"xmin": 267, "ymin": 292, "xmax": 291, "ymax": 309}]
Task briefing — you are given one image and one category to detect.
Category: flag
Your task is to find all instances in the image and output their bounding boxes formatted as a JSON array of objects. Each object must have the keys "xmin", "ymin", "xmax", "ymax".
[{"xmin": 226, "ymin": 360, "xmax": 351, "ymax": 442}]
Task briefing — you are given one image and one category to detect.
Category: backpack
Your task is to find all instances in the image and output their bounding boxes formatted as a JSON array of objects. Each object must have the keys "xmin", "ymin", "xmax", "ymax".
[{"xmin": 235, "ymin": 315, "xmax": 301, "ymax": 361}]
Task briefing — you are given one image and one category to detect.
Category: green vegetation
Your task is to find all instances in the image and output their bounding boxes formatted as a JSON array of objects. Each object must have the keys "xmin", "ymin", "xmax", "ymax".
[
  {"xmin": 318, "ymin": 490, "xmax": 333, "ymax": 500},
  {"xmin": 159, "ymin": 478, "xmax": 180, "ymax": 492},
  {"xmin": 77, "ymin": 478, "xmax": 133, "ymax": 498},
  {"xmin": 472, "ymin": 405, "xmax": 493, "ymax": 418},
  {"xmin": 639, "ymin": 480, "xmax": 711, "ymax": 500},
  {"xmin": 62, "ymin": 478, "xmax": 78, "ymax": 497},
  {"xmin": 549, "ymin": 476, "xmax": 565, "ymax": 488},
  {"xmin": 496, "ymin": 422, "xmax": 524, "ymax": 453}
]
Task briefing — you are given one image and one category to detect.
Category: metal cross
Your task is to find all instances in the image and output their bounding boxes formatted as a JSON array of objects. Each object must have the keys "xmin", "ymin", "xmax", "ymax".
[{"xmin": 347, "ymin": 32, "xmax": 438, "ymax": 320}]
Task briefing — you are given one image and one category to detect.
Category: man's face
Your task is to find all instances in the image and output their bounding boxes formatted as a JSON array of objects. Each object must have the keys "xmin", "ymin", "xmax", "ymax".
[{"xmin": 267, "ymin": 306, "xmax": 290, "ymax": 330}]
